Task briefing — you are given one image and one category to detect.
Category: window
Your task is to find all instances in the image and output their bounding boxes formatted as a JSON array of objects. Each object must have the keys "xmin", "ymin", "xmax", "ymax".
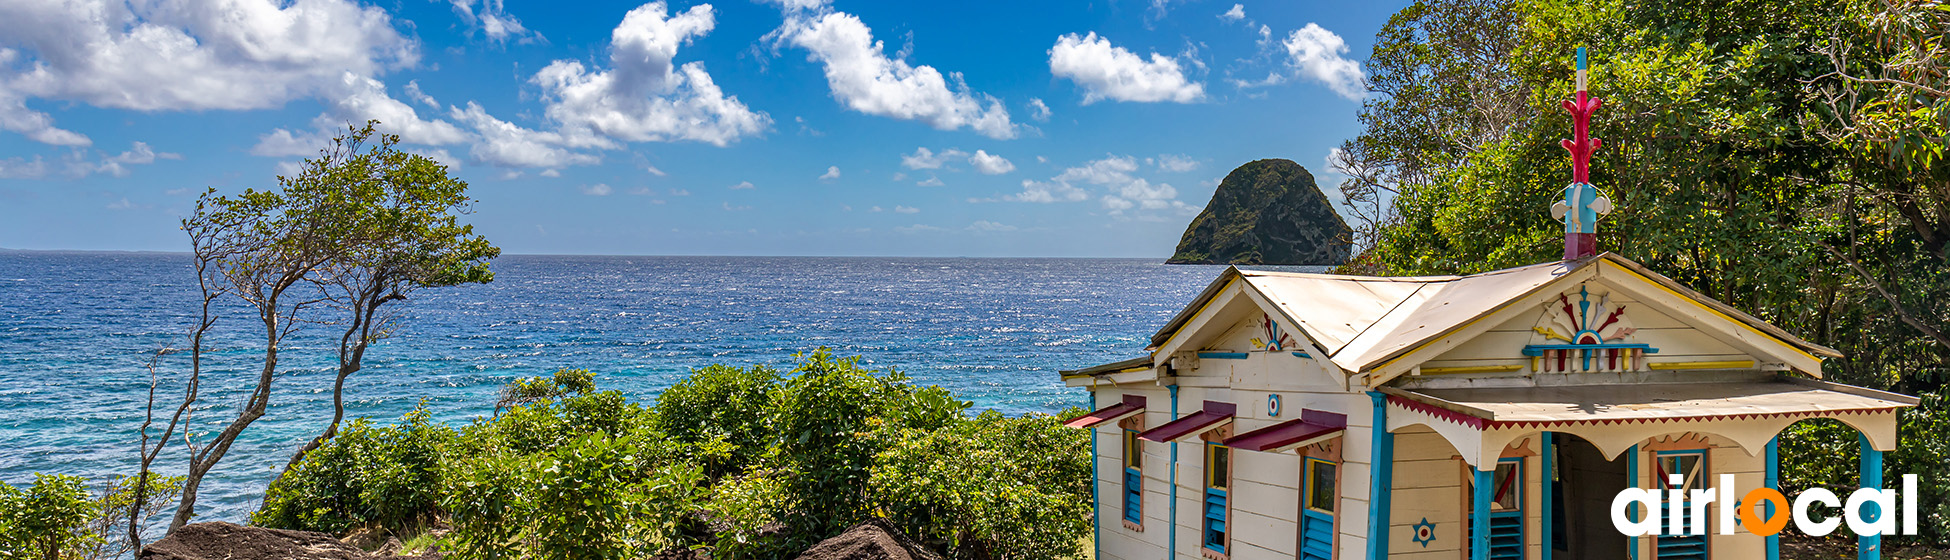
[
  {"xmin": 1203, "ymin": 444, "xmax": 1231, "ymax": 554},
  {"xmin": 1122, "ymin": 429, "xmax": 1143, "ymax": 526},
  {"xmin": 1301, "ymin": 458, "xmax": 1338, "ymax": 560},
  {"xmin": 1655, "ymin": 450, "xmax": 1710, "ymax": 560},
  {"xmin": 1467, "ymin": 458, "xmax": 1525, "ymax": 560},
  {"xmin": 1491, "ymin": 460, "xmax": 1521, "ymax": 512},
  {"xmin": 1305, "ymin": 458, "xmax": 1337, "ymax": 513}
]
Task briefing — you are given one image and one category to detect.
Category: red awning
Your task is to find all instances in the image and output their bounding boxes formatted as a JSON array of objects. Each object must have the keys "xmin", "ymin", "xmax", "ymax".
[
  {"xmin": 1137, "ymin": 400, "xmax": 1236, "ymax": 442},
  {"xmin": 1062, "ymin": 394, "xmax": 1147, "ymax": 428},
  {"xmin": 1225, "ymin": 409, "xmax": 1347, "ymax": 453}
]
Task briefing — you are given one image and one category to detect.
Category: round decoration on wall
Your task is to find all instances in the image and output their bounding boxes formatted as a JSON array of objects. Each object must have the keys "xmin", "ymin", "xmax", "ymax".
[{"xmin": 1268, "ymin": 394, "xmax": 1282, "ymax": 417}]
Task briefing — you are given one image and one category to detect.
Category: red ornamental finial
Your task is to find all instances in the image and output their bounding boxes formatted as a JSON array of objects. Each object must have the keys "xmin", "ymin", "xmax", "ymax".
[{"xmin": 1554, "ymin": 46, "xmax": 1612, "ymax": 260}]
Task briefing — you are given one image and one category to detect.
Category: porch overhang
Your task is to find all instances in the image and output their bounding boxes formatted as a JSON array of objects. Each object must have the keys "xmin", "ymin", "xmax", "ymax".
[
  {"xmin": 1137, "ymin": 400, "xmax": 1236, "ymax": 443},
  {"xmin": 1061, "ymin": 394, "xmax": 1146, "ymax": 429},
  {"xmin": 1381, "ymin": 376, "xmax": 1917, "ymax": 469},
  {"xmin": 1224, "ymin": 409, "xmax": 1347, "ymax": 453}
]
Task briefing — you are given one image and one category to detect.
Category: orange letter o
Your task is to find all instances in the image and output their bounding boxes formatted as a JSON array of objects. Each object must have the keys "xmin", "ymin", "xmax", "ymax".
[{"xmin": 1740, "ymin": 488, "xmax": 1791, "ymax": 536}]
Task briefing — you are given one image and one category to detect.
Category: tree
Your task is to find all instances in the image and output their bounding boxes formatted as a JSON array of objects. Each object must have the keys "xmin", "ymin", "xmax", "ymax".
[
  {"xmin": 139, "ymin": 121, "xmax": 496, "ymax": 533},
  {"xmin": 281, "ymin": 122, "xmax": 499, "ymax": 473}
]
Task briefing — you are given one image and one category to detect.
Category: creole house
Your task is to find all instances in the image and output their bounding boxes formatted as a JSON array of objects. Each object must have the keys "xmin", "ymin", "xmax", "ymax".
[{"xmin": 1061, "ymin": 49, "xmax": 1918, "ymax": 560}]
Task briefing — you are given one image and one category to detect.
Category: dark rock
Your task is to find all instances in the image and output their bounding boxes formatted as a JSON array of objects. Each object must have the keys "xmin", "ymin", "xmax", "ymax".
[
  {"xmin": 140, "ymin": 522, "xmax": 434, "ymax": 560},
  {"xmin": 792, "ymin": 519, "xmax": 943, "ymax": 560},
  {"xmin": 1168, "ymin": 158, "xmax": 1351, "ymax": 265}
]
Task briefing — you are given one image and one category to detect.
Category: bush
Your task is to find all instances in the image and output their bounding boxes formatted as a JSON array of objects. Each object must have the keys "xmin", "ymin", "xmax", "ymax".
[
  {"xmin": 871, "ymin": 409, "xmax": 1092, "ymax": 560},
  {"xmin": 496, "ymin": 368, "xmax": 597, "ymax": 414},
  {"xmin": 0, "ymin": 474, "xmax": 100, "ymax": 560},
  {"xmin": 652, "ymin": 364, "xmax": 782, "ymax": 480},
  {"xmin": 254, "ymin": 406, "xmax": 455, "ymax": 534}
]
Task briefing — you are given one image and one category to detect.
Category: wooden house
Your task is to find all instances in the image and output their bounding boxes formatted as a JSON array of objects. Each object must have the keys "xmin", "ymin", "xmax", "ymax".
[{"xmin": 1061, "ymin": 49, "xmax": 1917, "ymax": 560}]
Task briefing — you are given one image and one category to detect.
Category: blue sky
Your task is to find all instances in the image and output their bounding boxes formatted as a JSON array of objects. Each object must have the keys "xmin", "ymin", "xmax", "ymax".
[{"xmin": 0, "ymin": 0, "xmax": 1406, "ymax": 257}]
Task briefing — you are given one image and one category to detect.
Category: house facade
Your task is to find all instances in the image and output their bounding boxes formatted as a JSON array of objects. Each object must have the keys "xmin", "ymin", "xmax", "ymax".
[{"xmin": 1061, "ymin": 254, "xmax": 1917, "ymax": 560}]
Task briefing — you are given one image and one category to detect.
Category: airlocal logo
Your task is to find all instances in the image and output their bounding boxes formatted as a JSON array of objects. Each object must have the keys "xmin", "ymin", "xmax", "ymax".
[{"xmin": 1611, "ymin": 474, "xmax": 1921, "ymax": 537}]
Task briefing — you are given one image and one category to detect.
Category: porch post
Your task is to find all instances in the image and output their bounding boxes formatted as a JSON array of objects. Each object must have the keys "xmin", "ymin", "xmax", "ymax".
[
  {"xmin": 1765, "ymin": 437, "xmax": 1780, "ymax": 560},
  {"xmin": 1625, "ymin": 444, "xmax": 1639, "ymax": 560},
  {"xmin": 1472, "ymin": 468, "xmax": 1493, "ymax": 560},
  {"xmin": 1860, "ymin": 433, "xmax": 1884, "ymax": 560},
  {"xmin": 1540, "ymin": 432, "xmax": 1554, "ymax": 560},
  {"xmin": 1092, "ymin": 427, "xmax": 1101, "ymax": 560},
  {"xmin": 1167, "ymin": 384, "xmax": 1180, "ymax": 560},
  {"xmin": 1368, "ymin": 392, "xmax": 1394, "ymax": 560}
]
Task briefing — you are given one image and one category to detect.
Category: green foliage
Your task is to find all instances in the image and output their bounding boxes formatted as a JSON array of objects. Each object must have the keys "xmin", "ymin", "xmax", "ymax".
[
  {"xmin": 870, "ymin": 409, "xmax": 1093, "ymax": 560},
  {"xmin": 255, "ymin": 406, "xmax": 454, "ymax": 534},
  {"xmin": 497, "ymin": 368, "xmax": 597, "ymax": 414},
  {"xmin": 652, "ymin": 364, "xmax": 782, "ymax": 480},
  {"xmin": 0, "ymin": 474, "xmax": 100, "ymax": 560},
  {"xmin": 261, "ymin": 352, "xmax": 1089, "ymax": 560}
]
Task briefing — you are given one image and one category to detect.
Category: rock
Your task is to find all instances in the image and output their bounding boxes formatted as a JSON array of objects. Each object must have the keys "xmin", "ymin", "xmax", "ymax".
[
  {"xmin": 792, "ymin": 519, "xmax": 943, "ymax": 560},
  {"xmin": 1168, "ymin": 158, "xmax": 1352, "ymax": 265},
  {"xmin": 141, "ymin": 522, "xmax": 433, "ymax": 560}
]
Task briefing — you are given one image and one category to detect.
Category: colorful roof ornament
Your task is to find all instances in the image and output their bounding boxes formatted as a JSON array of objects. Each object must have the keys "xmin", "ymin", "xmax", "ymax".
[{"xmin": 1552, "ymin": 46, "xmax": 1612, "ymax": 260}]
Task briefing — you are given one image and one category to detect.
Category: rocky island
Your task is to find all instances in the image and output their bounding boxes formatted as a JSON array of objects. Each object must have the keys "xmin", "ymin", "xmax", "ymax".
[{"xmin": 1168, "ymin": 158, "xmax": 1351, "ymax": 265}]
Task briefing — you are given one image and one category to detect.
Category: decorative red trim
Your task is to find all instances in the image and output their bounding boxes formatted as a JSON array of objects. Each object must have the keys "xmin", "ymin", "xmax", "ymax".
[{"xmin": 1387, "ymin": 395, "xmax": 1898, "ymax": 431}]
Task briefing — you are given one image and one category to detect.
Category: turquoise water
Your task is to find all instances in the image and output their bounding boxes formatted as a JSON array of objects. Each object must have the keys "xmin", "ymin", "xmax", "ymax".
[{"xmin": 0, "ymin": 252, "xmax": 1242, "ymax": 523}]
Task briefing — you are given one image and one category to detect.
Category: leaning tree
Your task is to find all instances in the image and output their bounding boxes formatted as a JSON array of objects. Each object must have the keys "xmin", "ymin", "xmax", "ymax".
[{"xmin": 130, "ymin": 121, "xmax": 498, "ymax": 536}]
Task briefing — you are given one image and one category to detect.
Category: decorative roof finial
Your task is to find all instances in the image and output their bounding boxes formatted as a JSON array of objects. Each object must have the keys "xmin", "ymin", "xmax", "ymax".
[{"xmin": 1553, "ymin": 46, "xmax": 1612, "ymax": 260}]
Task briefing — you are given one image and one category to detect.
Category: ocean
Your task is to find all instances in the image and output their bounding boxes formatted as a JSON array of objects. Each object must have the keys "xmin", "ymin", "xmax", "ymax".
[{"xmin": 0, "ymin": 252, "xmax": 1276, "ymax": 523}]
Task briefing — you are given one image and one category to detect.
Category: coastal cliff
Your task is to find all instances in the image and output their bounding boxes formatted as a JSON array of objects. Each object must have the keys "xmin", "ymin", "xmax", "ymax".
[{"xmin": 1168, "ymin": 159, "xmax": 1351, "ymax": 265}]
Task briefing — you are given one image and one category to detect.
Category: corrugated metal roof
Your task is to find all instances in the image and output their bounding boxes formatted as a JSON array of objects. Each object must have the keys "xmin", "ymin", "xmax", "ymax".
[
  {"xmin": 1388, "ymin": 377, "xmax": 1915, "ymax": 424},
  {"xmin": 1242, "ymin": 260, "xmax": 1573, "ymax": 373},
  {"xmin": 1148, "ymin": 253, "xmax": 1840, "ymax": 376}
]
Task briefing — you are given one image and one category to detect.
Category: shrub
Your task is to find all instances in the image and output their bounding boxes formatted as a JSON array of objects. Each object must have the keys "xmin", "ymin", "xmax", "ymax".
[
  {"xmin": 652, "ymin": 364, "xmax": 782, "ymax": 480},
  {"xmin": 443, "ymin": 427, "xmax": 702, "ymax": 559},
  {"xmin": 871, "ymin": 409, "xmax": 1092, "ymax": 560},
  {"xmin": 0, "ymin": 474, "xmax": 100, "ymax": 560},
  {"xmin": 496, "ymin": 368, "xmax": 597, "ymax": 414},
  {"xmin": 254, "ymin": 406, "xmax": 455, "ymax": 534}
]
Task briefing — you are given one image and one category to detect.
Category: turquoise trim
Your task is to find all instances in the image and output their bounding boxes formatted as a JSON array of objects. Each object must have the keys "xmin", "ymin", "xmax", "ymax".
[
  {"xmin": 1291, "ymin": 351, "xmax": 1312, "ymax": 358},
  {"xmin": 1627, "ymin": 444, "xmax": 1639, "ymax": 560},
  {"xmin": 1472, "ymin": 468, "xmax": 1493, "ymax": 560},
  {"xmin": 1541, "ymin": 432, "xmax": 1554, "ymax": 560},
  {"xmin": 1860, "ymin": 434, "xmax": 1883, "ymax": 560},
  {"xmin": 1521, "ymin": 342, "xmax": 1657, "ymax": 356},
  {"xmin": 1198, "ymin": 351, "xmax": 1250, "ymax": 360},
  {"xmin": 1091, "ymin": 423, "xmax": 1100, "ymax": 560},
  {"xmin": 1367, "ymin": 391, "xmax": 1393, "ymax": 560},
  {"xmin": 1167, "ymin": 384, "xmax": 1179, "ymax": 560},
  {"xmin": 1766, "ymin": 437, "xmax": 1780, "ymax": 560}
]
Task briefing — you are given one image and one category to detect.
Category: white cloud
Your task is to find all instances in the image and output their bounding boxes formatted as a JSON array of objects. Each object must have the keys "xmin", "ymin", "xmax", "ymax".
[
  {"xmin": 819, "ymin": 165, "xmax": 841, "ymax": 180},
  {"xmin": 894, "ymin": 205, "xmax": 919, "ymax": 213},
  {"xmin": 450, "ymin": 101, "xmax": 599, "ymax": 168},
  {"xmin": 0, "ymin": 156, "xmax": 48, "ymax": 179},
  {"xmin": 723, "ymin": 201, "xmax": 751, "ymax": 211},
  {"xmin": 1283, "ymin": 24, "xmax": 1367, "ymax": 100},
  {"xmin": 968, "ymin": 150, "xmax": 1014, "ymax": 175},
  {"xmin": 771, "ymin": 11, "xmax": 1016, "ymax": 139},
  {"xmin": 890, "ymin": 172, "xmax": 906, "ymax": 182},
  {"xmin": 325, "ymin": 72, "xmax": 471, "ymax": 145},
  {"xmin": 581, "ymin": 183, "xmax": 613, "ymax": 196},
  {"xmin": 729, "ymin": 180, "xmax": 754, "ymax": 190},
  {"xmin": 1154, "ymin": 154, "xmax": 1199, "ymax": 172},
  {"xmin": 532, "ymin": 2, "xmax": 768, "ymax": 148},
  {"xmin": 1026, "ymin": 98, "xmax": 1051, "ymax": 122},
  {"xmin": 1219, "ymin": 4, "xmax": 1246, "ymax": 22},
  {"xmin": 1048, "ymin": 32, "xmax": 1204, "ymax": 104},
  {"xmin": 1005, "ymin": 154, "xmax": 1188, "ymax": 213},
  {"xmin": 869, "ymin": 206, "xmax": 883, "ymax": 212},
  {"xmin": 670, "ymin": 188, "xmax": 690, "ymax": 196},
  {"xmin": 539, "ymin": 169, "xmax": 561, "ymax": 177},
  {"xmin": 916, "ymin": 176, "xmax": 945, "ymax": 187},
  {"xmin": 967, "ymin": 220, "xmax": 1016, "ymax": 232},
  {"xmin": 901, "ymin": 147, "xmax": 967, "ymax": 170},
  {"xmin": 438, "ymin": 0, "xmax": 537, "ymax": 42},
  {"xmin": 760, "ymin": 0, "xmax": 831, "ymax": 10},
  {"xmin": 404, "ymin": 80, "xmax": 438, "ymax": 109},
  {"xmin": 0, "ymin": 0, "xmax": 418, "ymax": 147},
  {"xmin": 895, "ymin": 224, "xmax": 943, "ymax": 233},
  {"xmin": 91, "ymin": 141, "xmax": 182, "ymax": 177}
]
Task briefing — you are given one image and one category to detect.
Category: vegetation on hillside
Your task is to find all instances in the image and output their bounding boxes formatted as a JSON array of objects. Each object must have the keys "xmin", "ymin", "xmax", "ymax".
[
  {"xmin": 252, "ymin": 351, "xmax": 1091, "ymax": 560},
  {"xmin": 1335, "ymin": 0, "xmax": 1950, "ymax": 545}
]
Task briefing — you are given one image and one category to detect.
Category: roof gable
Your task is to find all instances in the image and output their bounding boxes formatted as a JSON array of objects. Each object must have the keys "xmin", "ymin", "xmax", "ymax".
[{"xmin": 1146, "ymin": 254, "xmax": 1838, "ymax": 385}]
